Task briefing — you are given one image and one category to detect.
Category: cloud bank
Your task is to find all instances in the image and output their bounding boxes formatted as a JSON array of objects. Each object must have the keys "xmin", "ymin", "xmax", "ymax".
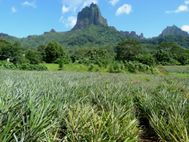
[{"xmin": 116, "ymin": 4, "xmax": 132, "ymax": 15}]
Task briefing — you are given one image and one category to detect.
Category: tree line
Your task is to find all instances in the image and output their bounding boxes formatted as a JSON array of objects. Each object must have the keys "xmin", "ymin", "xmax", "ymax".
[{"xmin": 0, "ymin": 39, "xmax": 189, "ymax": 72}]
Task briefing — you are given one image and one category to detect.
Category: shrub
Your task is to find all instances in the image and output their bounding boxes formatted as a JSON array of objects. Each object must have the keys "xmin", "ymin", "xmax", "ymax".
[
  {"xmin": 136, "ymin": 54, "xmax": 156, "ymax": 66},
  {"xmin": 108, "ymin": 62, "xmax": 125, "ymax": 73},
  {"xmin": 25, "ymin": 49, "xmax": 42, "ymax": 64},
  {"xmin": 0, "ymin": 61, "xmax": 16, "ymax": 69},
  {"xmin": 17, "ymin": 64, "xmax": 48, "ymax": 71},
  {"xmin": 88, "ymin": 64, "xmax": 100, "ymax": 72},
  {"xmin": 177, "ymin": 55, "xmax": 189, "ymax": 65},
  {"xmin": 0, "ymin": 61, "xmax": 47, "ymax": 71},
  {"xmin": 125, "ymin": 61, "xmax": 154, "ymax": 73}
]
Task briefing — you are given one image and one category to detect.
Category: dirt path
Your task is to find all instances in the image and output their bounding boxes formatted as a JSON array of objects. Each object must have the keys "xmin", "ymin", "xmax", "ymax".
[{"xmin": 139, "ymin": 124, "xmax": 160, "ymax": 142}]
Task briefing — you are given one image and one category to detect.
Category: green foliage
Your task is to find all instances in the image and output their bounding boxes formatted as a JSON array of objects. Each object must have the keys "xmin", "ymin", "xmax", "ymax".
[
  {"xmin": 64, "ymin": 104, "xmax": 138, "ymax": 141},
  {"xmin": 37, "ymin": 41, "xmax": 70, "ymax": 64},
  {"xmin": 0, "ymin": 40, "xmax": 27, "ymax": 64},
  {"xmin": 135, "ymin": 82, "xmax": 189, "ymax": 142},
  {"xmin": 108, "ymin": 61, "xmax": 155, "ymax": 73},
  {"xmin": 125, "ymin": 61, "xmax": 154, "ymax": 73},
  {"xmin": 1, "ymin": 38, "xmax": 189, "ymax": 72},
  {"xmin": 161, "ymin": 65, "xmax": 189, "ymax": 74},
  {"xmin": 17, "ymin": 64, "xmax": 48, "ymax": 71},
  {"xmin": 37, "ymin": 45, "xmax": 46, "ymax": 61},
  {"xmin": 114, "ymin": 40, "xmax": 189, "ymax": 66},
  {"xmin": 20, "ymin": 25, "xmax": 125, "ymax": 48},
  {"xmin": 44, "ymin": 41, "xmax": 65, "ymax": 63},
  {"xmin": 63, "ymin": 63, "xmax": 89, "ymax": 72},
  {"xmin": 0, "ymin": 71, "xmax": 142, "ymax": 141},
  {"xmin": 148, "ymin": 35, "xmax": 189, "ymax": 49},
  {"xmin": 88, "ymin": 64, "xmax": 101, "ymax": 72},
  {"xmin": 154, "ymin": 42, "xmax": 189, "ymax": 65},
  {"xmin": 0, "ymin": 61, "xmax": 17, "ymax": 69},
  {"xmin": 108, "ymin": 62, "xmax": 125, "ymax": 73},
  {"xmin": 25, "ymin": 49, "xmax": 42, "ymax": 64},
  {"xmin": 57, "ymin": 59, "xmax": 64, "ymax": 70},
  {"xmin": 155, "ymin": 49, "xmax": 173, "ymax": 65},
  {"xmin": 42, "ymin": 63, "xmax": 59, "ymax": 71},
  {"xmin": 70, "ymin": 47, "xmax": 114, "ymax": 67},
  {"xmin": 136, "ymin": 54, "xmax": 156, "ymax": 66},
  {"xmin": 0, "ymin": 61, "xmax": 47, "ymax": 71},
  {"xmin": 0, "ymin": 70, "xmax": 188, "ymax": 141},
  {"xmin": 177, "ymin": 54, "xmax": 189, "ymax": 65},
  {"xmin": 115, "ymin": 39, "xmax": 141, "ymax": 61}
]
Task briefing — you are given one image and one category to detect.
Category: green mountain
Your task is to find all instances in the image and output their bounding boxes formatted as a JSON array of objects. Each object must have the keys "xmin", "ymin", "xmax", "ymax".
[
  {"xmin": 0, "ymin": 33, "xmax": 18, "ymax": 43},
  {"xmin": 0, "ymin": 5, "xmax": 189, "ymax": 49},
  {"xmin": 146, "ymin": 25, "xmax": 189, "ymax": 48},
  {"xmin": 19, "ymin": 3, "xmax": 143, "ymax": 48},
  {"xmin": 160, "ymin": 25, "xmax": 188, "ymax": 37},
  {"xmin": 20, "ymin": 26, "xmax": 125, "ymax": 48}
]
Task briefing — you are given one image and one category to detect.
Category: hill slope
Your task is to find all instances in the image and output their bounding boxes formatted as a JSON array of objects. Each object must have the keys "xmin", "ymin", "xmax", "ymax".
[
  {"xmin": 0, "ymin": 5, "xmax": 189, "ymax": 49},
  {"xmin": 146, "ymin": 25, "xmax": 189, "ymax": 48},
  {"xmin": 160, "ymin": 25, "xmax": 189, "ymax": 37},
  {"xmin": 20, "ymin": 25, "xmax": 127, "ymax": 48},
  {"xmin": 19, "ymin": 3, "xmax": 143, "ymax": 48},
  {"xmin": 0, "ymin": 33, "xmax": 18, "ymax": 43}
]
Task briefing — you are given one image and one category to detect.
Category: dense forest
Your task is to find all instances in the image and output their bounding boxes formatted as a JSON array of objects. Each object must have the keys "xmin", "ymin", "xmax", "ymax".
[{"xmin": 0, "ymin": 38, "xmax": 189, "ymax": 72}]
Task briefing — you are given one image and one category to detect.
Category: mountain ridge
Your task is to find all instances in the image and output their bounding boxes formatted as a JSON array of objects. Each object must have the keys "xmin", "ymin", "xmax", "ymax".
[
  {"xmin": 0, "ymin": 4, "xmax": 188, "ymax": 48},
  {"xmin": 160, "ymin": 25, "xmax": 189, "ymax": 37},
  {"xmin": 17, "ymin": 3, "xmax": 144, "ymax": 48}
]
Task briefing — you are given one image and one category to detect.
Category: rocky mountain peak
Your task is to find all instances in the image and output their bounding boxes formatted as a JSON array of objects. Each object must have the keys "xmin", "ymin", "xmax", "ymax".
[
  {"xmin": 72, "ymin": 3, "xmax": 108, "ymax": 30},
  {"xmin": 160, "ymin": 25, "xmax": 188, "ymax": 37}
]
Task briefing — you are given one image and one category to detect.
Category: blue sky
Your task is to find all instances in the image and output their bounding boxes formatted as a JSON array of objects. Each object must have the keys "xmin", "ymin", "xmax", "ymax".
[{"xmin": 0, "ymin": 0, "xmax": 189, "ymax": 38}]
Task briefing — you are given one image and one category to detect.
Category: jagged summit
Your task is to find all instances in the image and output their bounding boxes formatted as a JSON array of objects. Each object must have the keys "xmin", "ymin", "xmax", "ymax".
[
  {"xmin": 72, "ymin": 3, "xmax": 108, "ymax": 30},
  {"xmin": 0, "ymin": 33, "xmax": 18, "ymax": 42},
  {"xmin": 0, "ymin": 33, "xmax": 10, "ymax": 38},
  {"xmin": 120, "ymin": 31, "xmax": 144, "ymax": 39},
  {"xmin": 160, "ymin": 25, "xmax": 188, "ymax": 37}
]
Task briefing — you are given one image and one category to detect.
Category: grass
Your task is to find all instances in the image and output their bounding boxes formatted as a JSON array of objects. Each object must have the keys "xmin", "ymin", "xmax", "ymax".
[
  {"xmin": 43, "ymin": 64, "xmax": 189, "ymax": 79},
  {"xmin": 63, "ymin": 63, "xmax": 89, "ymax": 72},
  {"xmin": 159, "ymin": 65, "xmax": 189, "ymax": 76},
  {"xmin": 169, "ymin": 72, "xmax": 189, "ymax": 78},
  {"xmin": 42, "ymin": 63, "xmax": 59, "ymax": 71},
  {"xmin": 0, "ymin": 70, "xmax": 188, "ymax": 141},
  {"xmin": 43, "ymin": 63, "xmax": 108, "ymax": 72},
  {"xmin": 163, "ymin": 65, "xmax": 189, "ymax": 73},
  {"xmin": 158, "ymin": 65, "xmax": 189, "ymax": 78}
]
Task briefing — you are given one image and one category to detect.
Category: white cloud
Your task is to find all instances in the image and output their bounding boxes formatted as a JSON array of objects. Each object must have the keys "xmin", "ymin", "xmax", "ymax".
[
  {"xmin": 60, "ymin": 16, "xmax": 77, "ymax": 28},
  {"xmin": 185, "ymin": 0, "xmax": 189, "ymax": 5},
  {"xmin": 166, "ymin": 1, "xmax": 189, "ymax": 14},
  {"xmin": 22, "ymin": 1, "xmax": 36, "ymax": 8},
  {"xmin": 175, "ymin": 5, "xmax": 188, "ymax": 13},
  {"xmin": 181, "ymin": 25, "xmax": 189, "ymax": 32},
  {"xmin": 62, "ymin": 0, "xmax": 98, "ymax": 13},
  {"xmin": 109, "ymin": 0, "xmax": 119, "ymax": 6},
  {"xmin": 59, "ymin": 15, "xmax": 77, "ymax": 28},
  {"xmin": 59, "ymin": 16, "xmax": 64, "ymax": 23},
  {"xmin": 60, "ymin": 0, "xmax": 97, "ymax": 27},
  {"xmin": 11, "ymin": 6, "xmax": 17, "ymax": 13},
  {"xmin": 62, "ymin": 5, "xmax": 70, "ymax": 14},
  {"xmin": 116, "ymin": 4, "xmax": 132, "ymax": 15},
  {"xmin": 82, "ymin": 0, "xmax": 98, "ymax": 8},
  {"xmin": 67, "ymin": 16, "xmax": 77, "ymax": 27}
]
